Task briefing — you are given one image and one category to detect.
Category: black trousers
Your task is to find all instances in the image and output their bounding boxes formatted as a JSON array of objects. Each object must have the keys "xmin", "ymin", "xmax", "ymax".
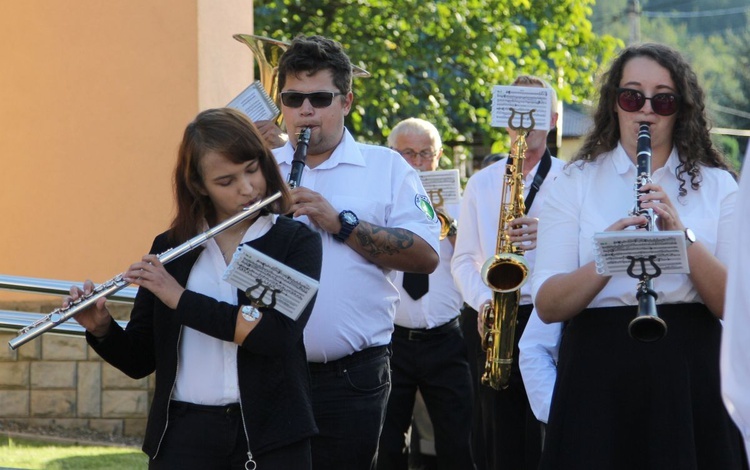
[
  {"xmin": 149, "ymin": 401, "xmax": 311, "ymax": 470},
  {"xmin": 377, "ymin": 317, "xmax": 476, "ymax": 470},
  {"xmin": 309, "ymin": 345, "xmax": 392, "ymax": 470},
  {"xmin": 464, "ymin": 304, "xmax": 542, "ymax": 470}
]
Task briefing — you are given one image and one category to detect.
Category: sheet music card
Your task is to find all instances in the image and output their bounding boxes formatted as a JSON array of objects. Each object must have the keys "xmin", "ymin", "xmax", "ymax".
[
  {"xmin": 227, "ymin": 80, "xmax": 280, "ymax": 123},
  {"xmin": 418, "ymin": 169, "xmax": 461, "ymax": 206},
  {"xmin": 491, "ymin": 85, "xmax": 552, "ymax": 130},
  {"xmin": 223, "ymin": 244, "xmax": 319, "ymax": 321},
  {"xmin": 592, "ymin": 230, "xmax": 690, "ymax": 277}
]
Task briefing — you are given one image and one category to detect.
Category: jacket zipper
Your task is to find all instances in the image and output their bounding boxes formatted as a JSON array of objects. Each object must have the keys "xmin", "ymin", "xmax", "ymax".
[
  {"xmin": 152, "ymin": 326, "xmax": 183, "ymax": 459},
  {"xmin": 239, "ymin": 399, "xmax": 256, "ymax": 469}
]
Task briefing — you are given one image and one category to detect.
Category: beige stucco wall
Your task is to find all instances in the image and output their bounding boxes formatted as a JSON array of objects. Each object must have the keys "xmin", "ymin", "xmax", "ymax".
[{"xmin": 0, "ymin": 0, "xmax": 254, "ymax": 299}]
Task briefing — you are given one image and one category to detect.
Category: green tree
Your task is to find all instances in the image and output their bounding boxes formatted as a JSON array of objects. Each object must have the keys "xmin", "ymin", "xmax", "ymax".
[
  {"xmin": 255, "ymin": 0, "xmax": 620, "ymax": 162},
  {"xmin": 590, "ymin": 1, "xmax": 750, "ymax": 167}
]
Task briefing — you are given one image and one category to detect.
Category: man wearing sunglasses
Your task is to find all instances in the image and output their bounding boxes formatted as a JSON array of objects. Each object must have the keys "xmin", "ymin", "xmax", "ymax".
[
  {"xmin": 272, "ymin": 35, "xmax": 441, "ymax": 470},
  {"xmin": 452, "ymin": 75, "xmax": 565, "ymax": 470}
]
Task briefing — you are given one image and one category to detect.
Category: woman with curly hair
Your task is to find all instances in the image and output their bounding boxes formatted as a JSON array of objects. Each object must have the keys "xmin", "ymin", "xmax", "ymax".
[{"xmin": 531, "ymin": 43, "xmax": 747, "ymax": 469}]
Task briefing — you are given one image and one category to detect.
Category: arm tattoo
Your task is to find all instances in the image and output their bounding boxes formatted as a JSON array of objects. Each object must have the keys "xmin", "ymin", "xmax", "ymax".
[{"xmin": 355, "ymin": 222, "xmax": 414, "ymax": 258}]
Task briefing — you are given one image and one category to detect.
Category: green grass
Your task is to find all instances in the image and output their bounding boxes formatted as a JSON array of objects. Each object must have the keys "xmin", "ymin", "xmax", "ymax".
[{"xmin": 0, "ymin": 435, "xmax": 147, "ymax": 469}]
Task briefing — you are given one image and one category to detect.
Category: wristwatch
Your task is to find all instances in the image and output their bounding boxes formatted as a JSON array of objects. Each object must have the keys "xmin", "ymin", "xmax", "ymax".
[
  {"xmin": 684, "ymin": 228, "xmax": 696, "ymax": 246},
  {"xmin": 334, "ymin": 210, "xmax": 359, "ymax": 242},
  {"xmin": 241, "ymin": 305, "xmax": 261, "ymax": 322}
]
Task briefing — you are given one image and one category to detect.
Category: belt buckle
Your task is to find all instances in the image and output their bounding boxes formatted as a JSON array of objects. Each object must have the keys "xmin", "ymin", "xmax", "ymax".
[{"xmin": 408, "ymin": 329, "xmax": 424, "ymax": 341}]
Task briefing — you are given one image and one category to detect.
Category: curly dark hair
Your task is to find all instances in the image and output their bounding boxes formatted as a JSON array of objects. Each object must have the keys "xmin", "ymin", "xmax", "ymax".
[
  {"xmin": 277, "ymin": 35, "xmax": 352, "ymax": 98},
  {"xmin": 573, "ymin": 43, "xmax": 733, "ymax": 196}
]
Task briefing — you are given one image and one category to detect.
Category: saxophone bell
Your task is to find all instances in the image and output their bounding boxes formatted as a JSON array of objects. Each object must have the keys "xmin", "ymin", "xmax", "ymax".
[{"xmin": 481, "ymin": 253, "xmax": 529, "ymax": 293}]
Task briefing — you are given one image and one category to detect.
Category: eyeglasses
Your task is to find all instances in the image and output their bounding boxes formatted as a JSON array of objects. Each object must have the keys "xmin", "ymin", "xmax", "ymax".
[
  {"xmin": 616, "ymin": 87, "xmax": 680, "ymax": 116},
  {"xmin": 396, "ymin": 149, "xmax": 437, "ymax": 162},
  {"xmin": 279, "ymin": 91, "xmax": 344, "ymax": 108}
]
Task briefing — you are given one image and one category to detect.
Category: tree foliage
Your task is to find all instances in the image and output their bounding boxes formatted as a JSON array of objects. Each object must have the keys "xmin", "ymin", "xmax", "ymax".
[
  {"xmin": 590, "ymin": 0, "xmax": 750, "ymax": 166},
  {"xmin": 254, "ymin": 0, "xmax": 621, "ymax": 158}
]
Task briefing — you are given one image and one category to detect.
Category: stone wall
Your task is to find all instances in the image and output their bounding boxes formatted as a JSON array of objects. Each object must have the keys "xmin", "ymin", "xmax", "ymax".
[{"xmin": 0, "ymin": 301, "xmax": 151, "ymax": 441}]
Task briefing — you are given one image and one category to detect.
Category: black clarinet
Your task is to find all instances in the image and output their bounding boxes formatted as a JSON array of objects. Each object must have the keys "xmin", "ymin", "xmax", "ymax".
[
  {"xmin": 627, "ymin": 123, "xmax": 667, "ymax": 342},
  {"xmin": 287, "ymin": 127, "xmax": 311, "ymax": 188}
]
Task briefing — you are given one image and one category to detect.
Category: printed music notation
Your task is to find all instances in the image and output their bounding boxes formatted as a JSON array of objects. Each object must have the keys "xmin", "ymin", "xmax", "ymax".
[
  {"xmin": 418, "ymin": 169, "xmax": 461, "ymax": 206},
  {"xmin": 491, "ymin": 85, "xmax": 553, "ymax": 130},
  {"xmin": 227, "ymin": 80, "xmax": 280, "ymax": 123},
  {"xmin": 592, "ymin": 231, "xmax": 690, "ymax": 277},
  {"xmin": 223, "ymin": 244, "xmax": 319, "ymax": 320}
]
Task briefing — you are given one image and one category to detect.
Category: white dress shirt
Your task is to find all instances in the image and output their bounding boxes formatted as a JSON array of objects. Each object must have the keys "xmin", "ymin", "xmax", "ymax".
[
  {"xmin": 518, "ymin": 308, "xmax": 561, "ymax": 423},
  {"xmin": 172, "ymin": 214, "xmax": 275, "ymax": 405},
  {"xmin": 531, "ymin": 143, "xmax": 737, "ymax": 307},
  {"xmin": 452, "ymin": 155, "xmax": 565, "ymax": 312},
  {"xmin": 721, "ymin": 163, "xmax": 750, "ymax": 464},
  {"xmin": 394, "ymin": 203, "xmax": 462, "ymax": 329},
  {"xmin": 274, "ymin": 129, "xmax": 441, "ymax": 362}
]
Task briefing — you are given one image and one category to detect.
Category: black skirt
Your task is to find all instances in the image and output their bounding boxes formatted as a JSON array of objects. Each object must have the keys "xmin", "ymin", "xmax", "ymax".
[{"xmin": 539, "ymin": 303, "xmax": 748, "ymax": 470}]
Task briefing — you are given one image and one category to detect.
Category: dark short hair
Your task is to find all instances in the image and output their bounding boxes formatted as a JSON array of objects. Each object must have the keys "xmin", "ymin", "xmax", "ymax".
[
  {"xmin": 169, "ymin": 108, "xmax": 290, "ymax": 243},
  {"xmin": 277, "ymin": 35, "xmax": 353, "ymax": 97}
]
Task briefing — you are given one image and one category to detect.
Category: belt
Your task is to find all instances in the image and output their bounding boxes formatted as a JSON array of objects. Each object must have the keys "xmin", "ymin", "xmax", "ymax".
[
  {"xmin": 169, "ymin": 400, "xmax": 241, "ymax": 416},
  {"xmin": 308, "ymin": 344, "xmax": 390, "ymax": 373},
  {"xmin": 393, "ymin": 316, "xmax": 460, "ymax": 341}
]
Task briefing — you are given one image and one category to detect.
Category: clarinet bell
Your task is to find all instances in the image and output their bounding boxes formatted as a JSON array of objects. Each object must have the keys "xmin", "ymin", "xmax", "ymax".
[{"xmin": 628, "ymin": 289, "xmax": 667, "ymax": 342}]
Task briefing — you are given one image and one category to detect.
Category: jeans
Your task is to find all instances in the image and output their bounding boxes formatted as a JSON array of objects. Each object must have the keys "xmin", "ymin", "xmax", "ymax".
[{"xmin": 309, "ymin": 345, "xmax": 392, "ymax": 470}]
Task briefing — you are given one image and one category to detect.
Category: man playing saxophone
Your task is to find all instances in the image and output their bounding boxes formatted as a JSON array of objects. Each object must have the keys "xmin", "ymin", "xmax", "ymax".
[{"xmin": 451, "ymin": 75, "xmax": 563, "ymax": 470}]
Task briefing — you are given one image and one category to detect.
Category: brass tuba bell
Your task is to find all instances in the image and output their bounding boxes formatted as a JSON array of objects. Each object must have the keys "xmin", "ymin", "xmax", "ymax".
[
  {"xmin": 233, "ymin": 34, "xmax": 372, "ymax": 122},
  {"xmin": 233, "ymin": 34, "xmax": 290, "ymax": 125}
]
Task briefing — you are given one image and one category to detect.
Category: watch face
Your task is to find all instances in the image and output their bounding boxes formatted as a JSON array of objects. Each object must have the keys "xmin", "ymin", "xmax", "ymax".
[
  {"xmin": 342, "ymin": 211, "xmax": 357, "ymax": 224},
  {"xmin": 685, "ymin": 228, "xmax": 696, "ymax": 243},
  {"xmin": 241, "ymin": 305, "xmax": 260, "ymax": 322}
]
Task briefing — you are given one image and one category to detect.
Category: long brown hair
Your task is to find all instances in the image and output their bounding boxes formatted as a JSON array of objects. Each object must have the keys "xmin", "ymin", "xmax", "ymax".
[
  {"xmin": 573, "ymin": 43, "xmax": 733, "ymax": 196},
  {"xmin": 168, "ymin": 108, "xmax": 290, "ymax": 244}
]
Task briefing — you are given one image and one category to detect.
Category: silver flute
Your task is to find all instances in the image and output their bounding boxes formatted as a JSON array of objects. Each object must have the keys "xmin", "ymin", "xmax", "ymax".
[{"xmin": 8, "ymin": 191, "xmax": 282, "ymax": 350}]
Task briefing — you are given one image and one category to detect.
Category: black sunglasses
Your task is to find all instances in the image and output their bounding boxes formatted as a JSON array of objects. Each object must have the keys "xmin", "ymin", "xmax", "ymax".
[
  {"xmin": 280, "ymin": 91, "xmax": 344, "ymax": 109},
  {"xmin": 616, "ymin": 88, "xmax": 680, "ymax": 116}
]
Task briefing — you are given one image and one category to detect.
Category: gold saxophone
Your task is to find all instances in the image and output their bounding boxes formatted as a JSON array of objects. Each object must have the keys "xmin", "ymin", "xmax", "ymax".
[{"xmin": 479, "ymin": 110, "xmax": 533, "ymax": 390}]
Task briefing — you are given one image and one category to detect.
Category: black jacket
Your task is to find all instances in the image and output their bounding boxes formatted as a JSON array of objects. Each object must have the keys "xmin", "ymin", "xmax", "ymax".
[{"xmin": 87, "ymin": 216, "xmax": 322, "ymax": 459}]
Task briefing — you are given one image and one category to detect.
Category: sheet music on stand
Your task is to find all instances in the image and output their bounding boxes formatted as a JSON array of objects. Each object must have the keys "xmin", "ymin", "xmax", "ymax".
[
  {"xmin": 592, "ymin": 230, "xmax": 690, "ymax": 276},
  {"xmin": 418, "ymin": 169, "xmax": 461, "ymax": 206},
  {"xmin": 223, "ymin": 244, "xmax": 319, "ymax": 321},
  {"xmin": 227, "ymin": 80, "xmax": 280, "ymax": 123},
  {"xmin": 491, "ymin": 85, "xmax": 553, "ymax": 130}
]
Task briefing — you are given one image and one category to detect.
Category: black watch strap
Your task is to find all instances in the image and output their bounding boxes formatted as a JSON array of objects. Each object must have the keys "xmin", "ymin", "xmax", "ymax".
[{"xmin": 334, "ymin": 210, "xmax": 359, "ymax": 242}]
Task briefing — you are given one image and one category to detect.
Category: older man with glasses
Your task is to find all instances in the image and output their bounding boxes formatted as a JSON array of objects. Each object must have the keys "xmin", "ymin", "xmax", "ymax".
[
  {"xmin": 272, "ymin": 35, "xmax": 441, "ymax": 470},
  {"xmin": 377, "ymin": 117, "xmax": 476, "ymax": 470}
]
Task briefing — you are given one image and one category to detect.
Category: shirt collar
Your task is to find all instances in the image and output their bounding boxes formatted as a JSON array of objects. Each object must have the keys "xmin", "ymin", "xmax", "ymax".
[{"xmin": 611, "ymin": 142, "xmax": 680, "ymax": 176}]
